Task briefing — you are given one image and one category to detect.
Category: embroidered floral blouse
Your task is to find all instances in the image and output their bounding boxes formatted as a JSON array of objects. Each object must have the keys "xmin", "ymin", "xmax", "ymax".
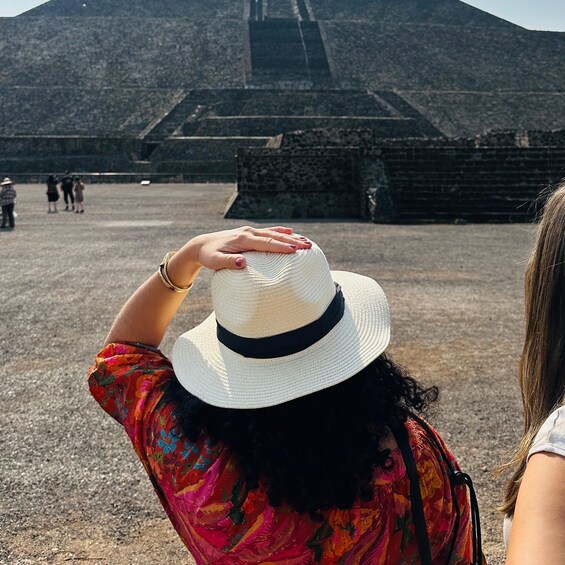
[{"xmin": 89, "ymin": 343, "xmax": 473, "ymax": 564}]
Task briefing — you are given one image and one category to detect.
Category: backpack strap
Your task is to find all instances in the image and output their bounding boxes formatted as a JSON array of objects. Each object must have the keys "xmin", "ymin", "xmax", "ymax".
[
  {"xmin": 393, "ymin": 422, "xmax": 433, "ymax": 565},
  {"xmin": 410, "ymin": 415, "xmax": 484, "ymax": 565}
]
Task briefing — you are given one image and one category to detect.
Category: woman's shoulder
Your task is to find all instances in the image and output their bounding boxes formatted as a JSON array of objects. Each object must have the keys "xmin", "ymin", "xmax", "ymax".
[
  {"xmin": 88, "ymin": 342, "xmax": 174, "ymax": 427},
  {"xmin": 529, "ymin": 405, "xmax": 565, "ymax": 459},
  {"xmin": 407, "ymin": 417, "xmax": 455, "ymax": 460},
  {"xmin": 399, "ymin": 419, "xmax": 459, "ymax": 489}
]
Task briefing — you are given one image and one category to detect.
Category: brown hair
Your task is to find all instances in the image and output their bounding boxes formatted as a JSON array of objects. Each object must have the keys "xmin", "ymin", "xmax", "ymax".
[{"xmin": 500, "ymin": 182, "xmax": 565, "ymax": 516}]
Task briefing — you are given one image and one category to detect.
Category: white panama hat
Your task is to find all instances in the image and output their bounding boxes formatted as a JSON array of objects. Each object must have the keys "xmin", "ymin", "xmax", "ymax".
[
  {"xmin": 1, "ymin": 177, "xmax": 13, "ymax": 185},
  {"xmin": 172, "ymin": 242, "xmax": 390, "ymax": 409}
]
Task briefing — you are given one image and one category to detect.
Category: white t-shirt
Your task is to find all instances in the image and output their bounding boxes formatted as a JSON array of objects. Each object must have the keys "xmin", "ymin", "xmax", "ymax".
[{"xmin": 503, "ymin": 405, "xmax": 565, "ymax": 547}]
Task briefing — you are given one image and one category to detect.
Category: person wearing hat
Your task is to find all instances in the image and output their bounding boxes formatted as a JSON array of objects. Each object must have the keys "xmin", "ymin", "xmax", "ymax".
[
  {"xmin": 0, "ymin": 177, "xmax": 17, "ymax": 229},
  {"xmin": 89, "ymin": 226, "xmax": 477, "ymax": 563}
]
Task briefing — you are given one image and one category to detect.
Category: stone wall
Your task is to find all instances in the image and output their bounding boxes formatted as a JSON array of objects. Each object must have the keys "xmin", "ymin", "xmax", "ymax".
[
  {"xmin": 475, "ymin": 130, "xmax": 565, "ymax": 147},
  {"xmin": 207, "ymin": 90, "xmax": 394, "ymax": 117},
  {"xmin": 279, "ymin": 128, "xmax": 565, "ymax": 149},
  {"xmin": 372, "ymin": 145, "xmax": 565, "ymax": 222},
  {"xmin": 0, "ymin": 18, "xmax": 245, "ymax": 90},
  {"xmin": 0, "ymin": 136, "xmax": 141, "ymax": 157},
  {"xmin": 0, "ymin": 157, "xmax": 137, "ymax": 175},
  {"xmin": 150, "ymin": 137, "xmax": 269, "ymax": 162},
  {"xmin": 400, "ymin": 92, "xmax": 565, "ymax": 138},
  {"xmin": 183, "ymin": 117, "xmax": 428, "ymax": 137},
  {"xmin": 324, "ymin": 23, "xmax": 565, "ymax": 93},
  {"xmin": 226, "ymin": 147, "xmax": 361, "ymax": 218},
  {"xmin": 144, "ymin": 137, "xmax": 270, "ymax": 180},
  {"xmin": 23, "ymin": 0, "xmax": 243, "ymax": 18},
  {"xmin": 227, "ymin": 129, "xmax": 565, "ymax": 222},
  {"xmin": 0, "ymin": 87, "xmax": 180, "ymax": 137},
  {"xmin": 0, "ymin": 136, "xmax": 238, "ymax": 181},
  {"xmin": 309, "ymin": 0, "xmax": 511, "ymax": 26},
  {"xmin": 0, "ymin": 136, "xmax": 141, "ymax": 174},
  {"xmin": 279, "ymin": 128, "xmax": 430, "ymax": 148}
]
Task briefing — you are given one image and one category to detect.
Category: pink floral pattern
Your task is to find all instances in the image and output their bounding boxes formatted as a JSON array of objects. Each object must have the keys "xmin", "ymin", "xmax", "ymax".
[{"xmin": 89, "ymin": 343, "xmax": 475, "ymax": 564}]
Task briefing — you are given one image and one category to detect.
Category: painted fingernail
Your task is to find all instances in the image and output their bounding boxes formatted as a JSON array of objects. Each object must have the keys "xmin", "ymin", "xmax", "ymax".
[
  {"xmin": 289, "ymin": 244, "xmax": 298, "ymax": 250},
  {"xmin": 235, "ymin": 257, "xmax": 245, "ymax": 267}
]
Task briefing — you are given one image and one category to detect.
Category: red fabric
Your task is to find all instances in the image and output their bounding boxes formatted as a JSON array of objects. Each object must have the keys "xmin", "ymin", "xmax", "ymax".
[{"xmin": 89, "ymin": 342, "xmax": 474, "ymax": 564}]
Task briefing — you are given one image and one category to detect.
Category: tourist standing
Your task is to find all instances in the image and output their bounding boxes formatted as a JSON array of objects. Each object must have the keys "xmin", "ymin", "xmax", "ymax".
[
  {"xmin": 60, "ymin": 171, "xmax": 75, "ymax": 211},
  {"xmin": 46, "ymin": 174, "xmax": 59, "ymax": 213},
  {"xmin": 74, "ymin": 176, "xmax": 85, "ymax": 213},
  {"xmin": 0, "ymin": 177, "xmax": 17, "ymax": 229}
]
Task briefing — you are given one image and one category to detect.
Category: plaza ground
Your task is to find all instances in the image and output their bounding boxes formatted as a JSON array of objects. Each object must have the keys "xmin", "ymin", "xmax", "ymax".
[{"xmin": 0, "ymin": 183, "xmax": 533, "ymax": 564}]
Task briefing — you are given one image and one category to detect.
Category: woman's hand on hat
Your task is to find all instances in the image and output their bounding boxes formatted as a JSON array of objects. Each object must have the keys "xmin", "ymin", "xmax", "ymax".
[
  {"xmin": 104, "ymin": 227, "xmax": 311, "ymax": 347},
  {"xmin": 189, "ymin": 226, "xmax": 312, "ymax": 271}
]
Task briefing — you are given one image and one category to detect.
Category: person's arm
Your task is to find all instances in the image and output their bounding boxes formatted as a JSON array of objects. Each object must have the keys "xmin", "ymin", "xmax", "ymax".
[
  {"xmin": 105, "ymin": 226, "xmax": 311, "ymax": 347},
  {"xmin": 505, "ymin": 452, "xmax": 565, "ymax": 564}
]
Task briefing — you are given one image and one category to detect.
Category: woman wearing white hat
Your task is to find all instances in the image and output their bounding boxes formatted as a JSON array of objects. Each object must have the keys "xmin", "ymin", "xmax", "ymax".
[
  {"xmin": 89, "ymin": 226, "xmax": 480, "ymax": 564},
  {"xmin": 0, "ymin": 177, "xmax": 17, "ymax": 229}
]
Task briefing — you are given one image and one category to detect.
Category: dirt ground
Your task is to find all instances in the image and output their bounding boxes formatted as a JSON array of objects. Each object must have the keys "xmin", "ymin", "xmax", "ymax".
[{"xmin": 0, "ymin": 183, "xmax": 534, "ymax": 564}]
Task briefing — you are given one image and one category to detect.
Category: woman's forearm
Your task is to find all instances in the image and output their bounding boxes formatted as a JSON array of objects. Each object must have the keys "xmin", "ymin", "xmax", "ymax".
[
  {"xmin": 104, "ymin": 227, "xmax": 311, "ymax": 348},
  {"xmin": 104, "ymin": 238, "xmax": 202, "ymax": 347}
]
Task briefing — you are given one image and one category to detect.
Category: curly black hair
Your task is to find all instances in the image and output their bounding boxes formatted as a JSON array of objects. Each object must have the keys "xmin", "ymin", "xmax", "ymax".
[{"xmin": 164, "ymin": 353, "xmax": 438, "ymax": 518}]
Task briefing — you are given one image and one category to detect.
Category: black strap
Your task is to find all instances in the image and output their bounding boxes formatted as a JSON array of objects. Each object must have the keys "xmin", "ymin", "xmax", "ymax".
[
  {"xmin": 216, "ymin": 284, "xmax": 345, "ymax": 359},
  {"xmin": 393, "ymin": 423, "xmax": 433, "ymax": 565},
  {"xmin": 411, "ymin": 415, "xmax": 484, "ymax": 565},
  {"xmin": 454, "ymin": 471, "xmax": 483, "ymax": 565}
]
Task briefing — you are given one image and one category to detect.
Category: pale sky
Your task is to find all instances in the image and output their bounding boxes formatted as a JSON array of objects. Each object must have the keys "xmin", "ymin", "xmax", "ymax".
[{"xmin": 0, "ymin": 0, "xmax": 564, "ymax": 31}]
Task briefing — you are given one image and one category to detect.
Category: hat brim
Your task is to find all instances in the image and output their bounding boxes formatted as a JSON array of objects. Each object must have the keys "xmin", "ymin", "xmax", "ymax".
[{"xmin": 172, "ymin": 270, "xmax": 390, "ymax": 409}]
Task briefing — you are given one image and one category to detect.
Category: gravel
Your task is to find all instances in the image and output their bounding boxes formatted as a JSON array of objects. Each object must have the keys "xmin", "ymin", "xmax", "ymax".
[{"xmin": 0, "ymin": 183, "xmax": 532, "ymax": 564}]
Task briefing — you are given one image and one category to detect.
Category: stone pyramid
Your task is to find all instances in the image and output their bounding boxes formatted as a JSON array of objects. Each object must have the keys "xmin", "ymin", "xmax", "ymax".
[{"xmin": 0, "ymin": 0, "xmax": 563, "ymax": 177}]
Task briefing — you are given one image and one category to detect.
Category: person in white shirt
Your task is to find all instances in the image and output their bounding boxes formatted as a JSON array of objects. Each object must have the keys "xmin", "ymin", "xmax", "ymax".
[{"xmin": 501, "ymin": 182, "xmax": 565, "ymax": 564}]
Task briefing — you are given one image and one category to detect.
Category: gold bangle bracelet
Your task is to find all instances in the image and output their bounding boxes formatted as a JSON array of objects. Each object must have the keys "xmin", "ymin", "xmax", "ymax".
[{"xmin": 158, "ymin": 251, "xmax": 193, "ymax": 293}]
